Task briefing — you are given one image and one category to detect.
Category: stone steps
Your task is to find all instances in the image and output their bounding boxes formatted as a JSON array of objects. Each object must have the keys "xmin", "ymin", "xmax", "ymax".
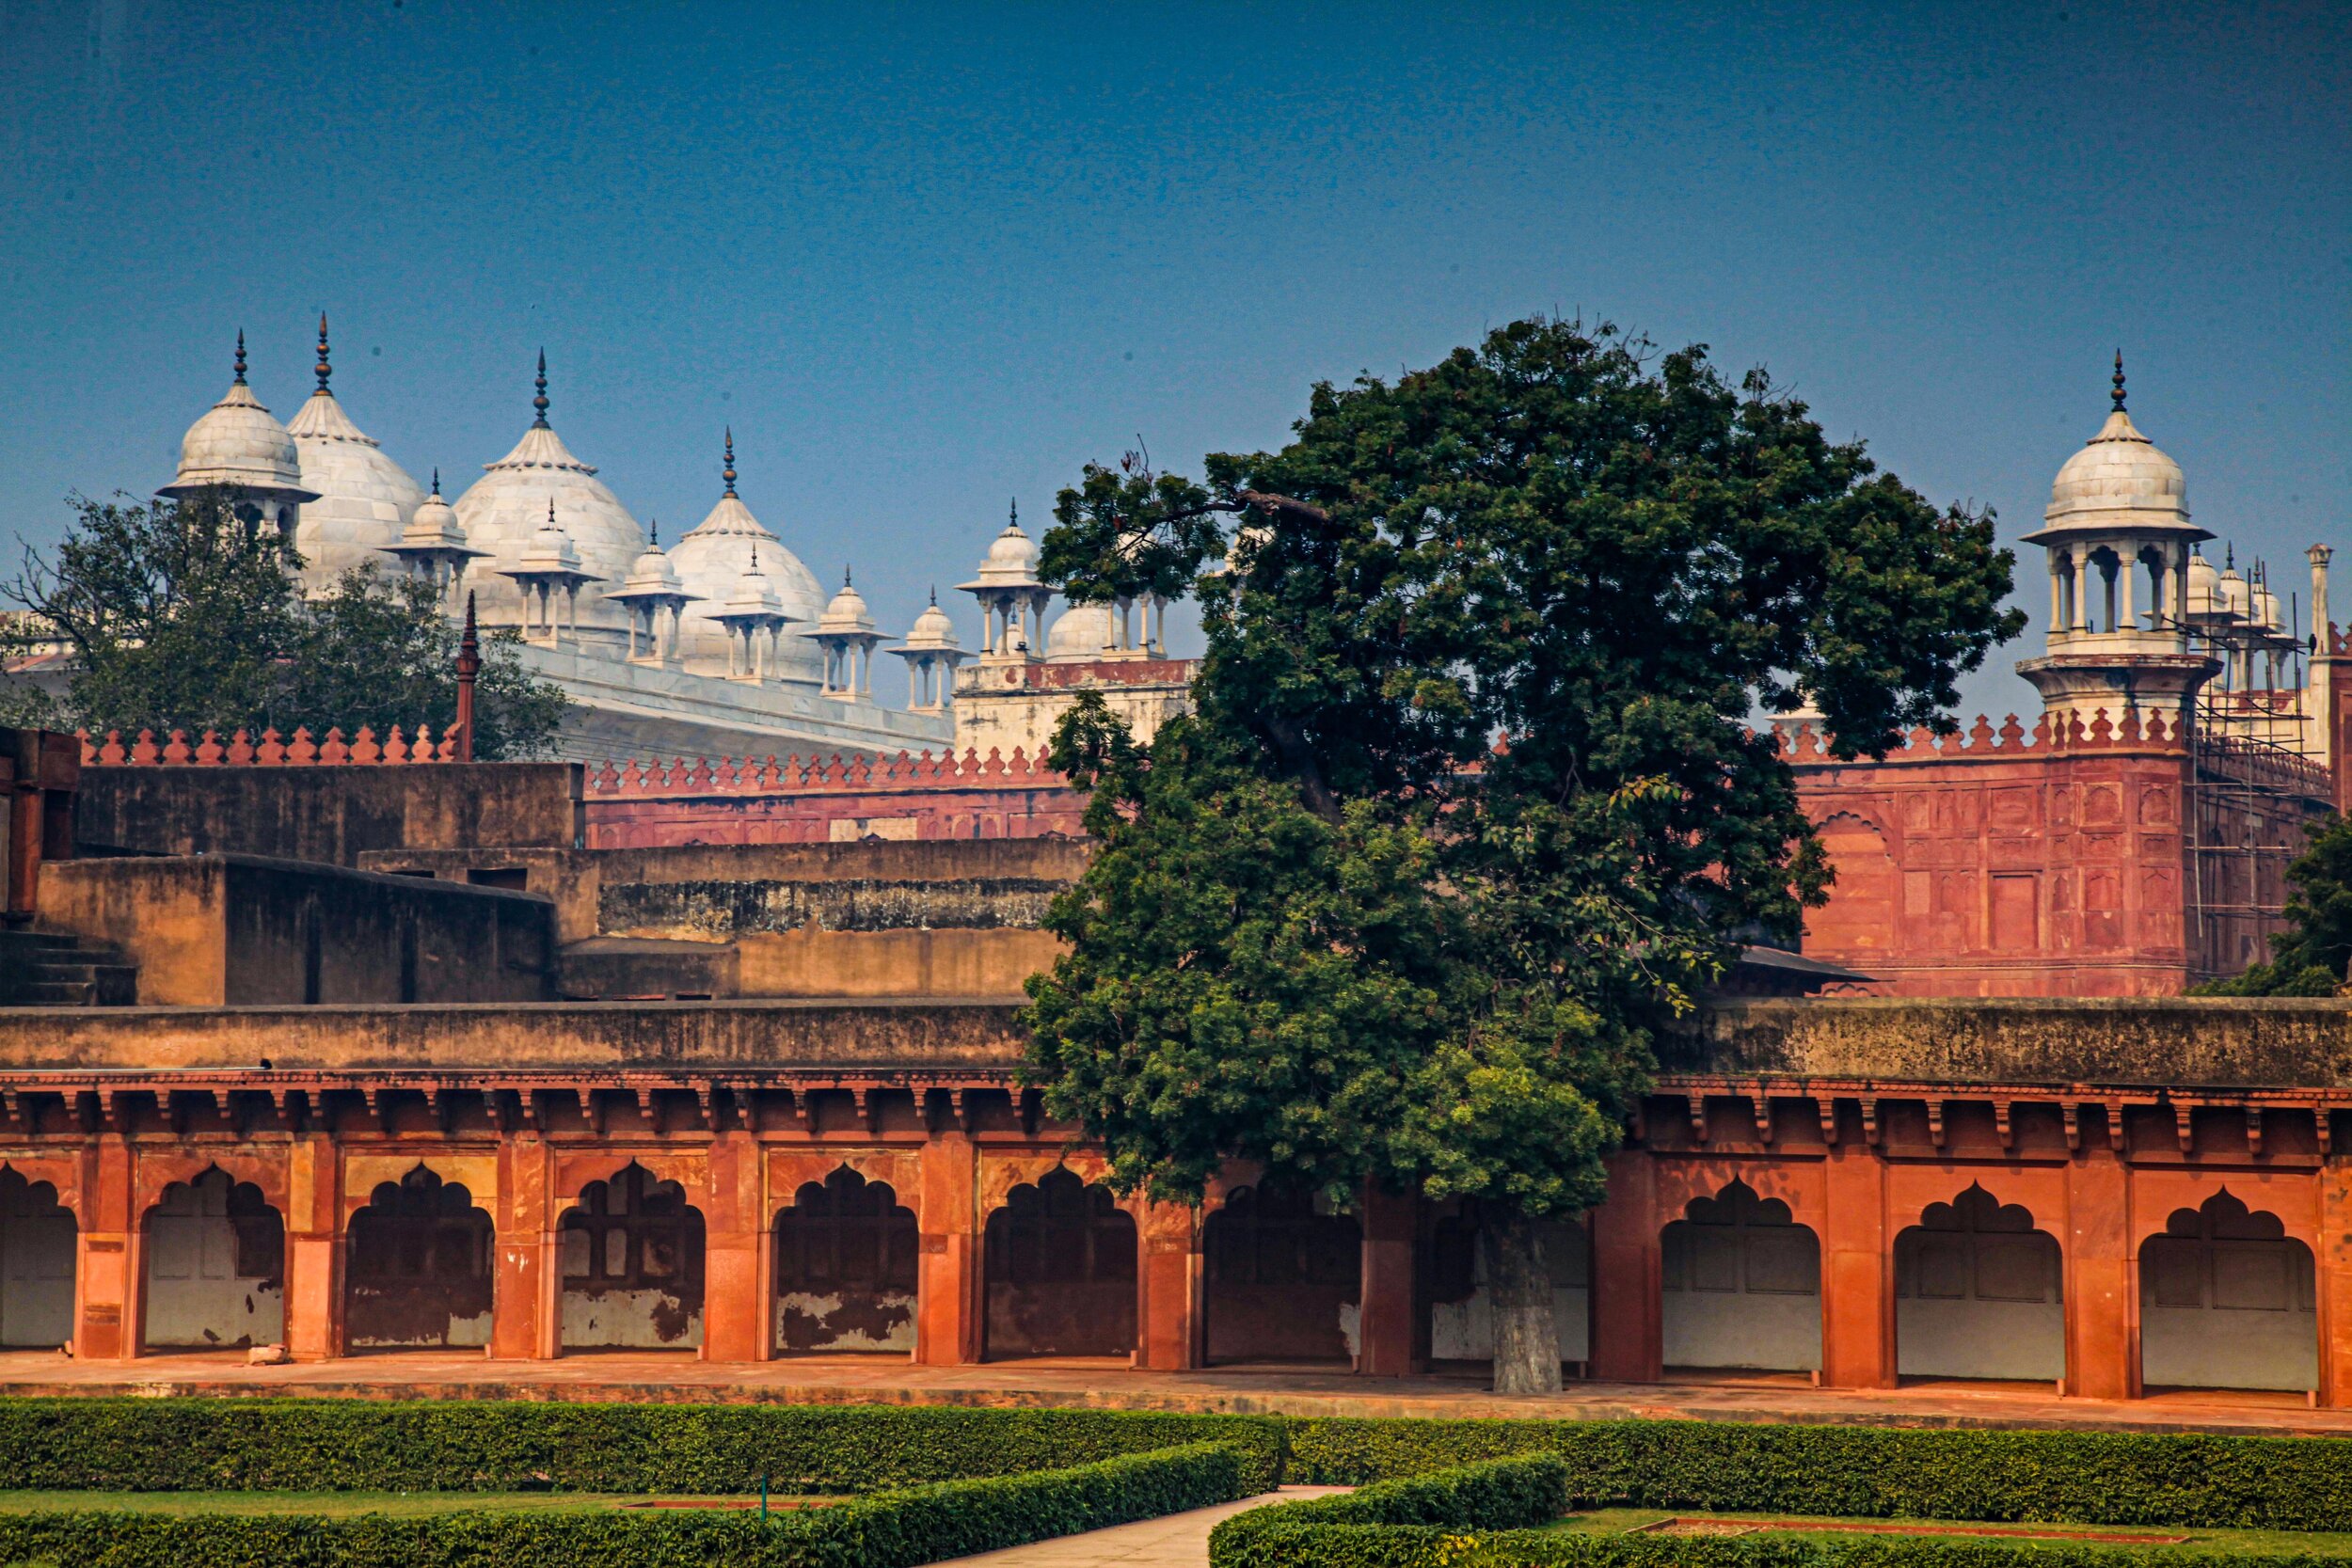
[{"xmin": 0, "ymin": 929, "xmax": 137, "ymax": 1006}]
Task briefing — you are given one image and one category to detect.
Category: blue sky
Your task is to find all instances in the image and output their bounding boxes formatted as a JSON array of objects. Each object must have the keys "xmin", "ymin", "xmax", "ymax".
[{"xmin": 3, "ymin": 1, "xmax": 2344, "ymax": 718}]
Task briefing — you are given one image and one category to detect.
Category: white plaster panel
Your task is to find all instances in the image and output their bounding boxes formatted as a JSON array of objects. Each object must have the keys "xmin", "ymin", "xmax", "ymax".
[
  {"xmin": 563, "ymin": 1287, "xmax": 705, "ymax": 1350},
  {"xmin": 775, "ymin": 1290, "xmax": 915, "ymax": 1353},
  {"xmin": 1662, "ymin": 1289, "xmax": 1820, "ymax": 1371},
  {"xmin": 1429, "ymin": 1286, "xmax": 1589, "ymax": 1362},
  {"xmin": 0, "ymin": 1212, "xmax": 73, "ymax": 1347},
  {"xmin": 1896, "ymin": 1298, "xmax": 2063, "ymax": 1381},
  {"xmin": 2141, "ymin": 1305, "xmax": 2317, "ymax": 1392}
]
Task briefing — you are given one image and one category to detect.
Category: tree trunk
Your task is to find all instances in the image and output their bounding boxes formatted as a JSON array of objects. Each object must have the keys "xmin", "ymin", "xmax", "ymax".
[{"xmin": 1482, "ymin": 1204, "xmax": 1561, "ymax": 1395}]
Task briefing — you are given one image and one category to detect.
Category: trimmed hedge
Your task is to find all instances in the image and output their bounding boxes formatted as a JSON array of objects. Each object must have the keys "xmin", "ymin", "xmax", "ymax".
[
  {"xmin": 0, "ymin": 1439, "xmax": 1254, "ymax": 1568},
  {"xmin": 1287, "ymin": 1419, "xmax": 2352, "ymax": 1532},
  {"xmin": 1213, "ymin": 1453, "xmax": 1569, "ymax": 1568},
  {"xmin": 0, "ymin": 1400, "xmax": 1287, "ymax": 1495}
]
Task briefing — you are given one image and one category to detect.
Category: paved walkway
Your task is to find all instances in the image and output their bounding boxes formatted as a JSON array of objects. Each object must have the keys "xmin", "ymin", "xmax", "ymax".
[
  {"xmin": 0, "ymin": 1350, "xmax": 2339, "ymax": 1435},
  {"xmin": 941, "ymin": 1489, "xmax": 1348, "ymax": 1566}
]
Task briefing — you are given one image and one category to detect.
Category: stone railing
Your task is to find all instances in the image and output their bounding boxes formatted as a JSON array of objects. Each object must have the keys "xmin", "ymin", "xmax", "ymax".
[
  {"xmin": 78, "ymin": 725, "xmax": 463, "ymax": 767},
  {"xmin": 585, "ymin": 747, "xmax": 1067, "ymax": 798},
  {"xmin": 1778, "ymin": 707, "xmax": 2188, "ymax": 762}
]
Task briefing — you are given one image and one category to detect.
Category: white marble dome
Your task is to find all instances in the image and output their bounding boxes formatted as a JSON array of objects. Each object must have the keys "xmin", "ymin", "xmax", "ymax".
[
  {"xmin": 2043, "ymin": 393, "xmax": 2190, "ymax": 537},
  {"xmin": 817, "ymin": 573, "xmax": 877, "ymax": 635},
  {"xmin": 972, "ymin": 506, "xmax": 1042, "ymax": 586},
  {"xmin": 284, "ymin": 324, "xmax": 423, "ymax": 590},
  {"xmin": 451, "ymin": 356, "xmax": 645, "ymax": 636},
  {"xmin": 668, "ymin": 436, "xmax": 824, "ymax": 678},
  {"xmin": 901, "ymin": 594, "xmax": 961, "ymax": 651},
  {"xmin": 1045, "ymin": 600, "xmax": 1114, "ymax": 661},
  {"xmin": 160, "ymin": 337, "xmax": 312, "ymax": 502}
]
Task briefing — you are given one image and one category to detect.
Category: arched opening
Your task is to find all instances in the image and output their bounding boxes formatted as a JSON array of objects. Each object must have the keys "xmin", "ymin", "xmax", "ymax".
[
  {"xmin": 0, "ymin": 1169, "xmax": 74, "ymax": 1348},
  {"xmin": 773, "ymin": 1166, "xmax": 918, "ymax": 1354},
  {"xmin": 559, "ymin": 1163, "xmax": 706, "ymax": 1351},
  {"xmin": 1804, "ymin": 816, "xmax": 1896, "ymax": 956},
  {"xmin": 1661, "ymin": 1180, "xmax": 1820, "ymax": 1374},
  {"xmin": 982, "ymin": 1167, "xmax": 1136, "ymax": 1359},
  {"xmin": 2139, "ymin": 544, "xmax": 2169, "ymax": 630},
  {"xmin": 2139, "ymin": 1191, "xmax": 2317, "ymax": 1394},
  {"xmin": 142, "ymin": 1170, "xmax": 283, "ymax": 1351},
  {"xmin": 1201, "ymin": 1184, "xmax": 1361, "ymax": 1365},
  {"xmin": 1424, "ymin": 1202, "xmax": 1588, "ymax": 1370},
  {"xmin": 1893, "ymin": 1184, "xmax": 2061, "ymax": 1383},
  {"xmin": 2091, "ymin": 546, "xmax": 2122, "ymax": 633},
  {"xmin": 344, "ymin": 1166, "xmax": 494, "ymax": 1350}
]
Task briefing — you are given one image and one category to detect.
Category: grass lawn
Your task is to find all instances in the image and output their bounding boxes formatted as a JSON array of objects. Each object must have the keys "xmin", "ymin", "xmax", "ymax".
[
  {"xmin": 0, "ymin": 1491, "xmax": 846, "ymax": 1518},
  {"xmin": 1543, "ymin": 1510, "xmax": 2352, "ymax": 1556}
]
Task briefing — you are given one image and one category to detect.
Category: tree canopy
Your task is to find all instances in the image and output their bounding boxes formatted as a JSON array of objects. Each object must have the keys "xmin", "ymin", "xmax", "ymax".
[
  {"xmin": 2, "ymin": 486, "xmax": 568, "ymax": 758},
  {"xmin": 1022, "ymin": 317, "xmax": 2022, "ymax": 1389}
]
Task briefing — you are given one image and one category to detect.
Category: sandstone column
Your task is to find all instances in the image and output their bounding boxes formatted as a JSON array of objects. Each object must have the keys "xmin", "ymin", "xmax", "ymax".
[
  {"xmin": 1587, "ymin": 1149, "xmax": 1660, "ymax": 1382},
  {"xmin": 1820, "ymin": 1141, "xmax": 1892, "ymax": 1388},
  {"xmin": 700, "ymin": 1129, "xmax": 766, "ymax": 1362},
  {"xmin": 72, "ymin": 1134, "xmax": 135, "ymax": 1361},
  {"xmin": 1136, "ymin": 1197, "xmax": 1199, "ymax": 1370},
  {"xmin": 283, "ymin": 1131, "xmax": 342, "ymax": 1362},
  {"xmin": 490, "ymin": 1131, "xmax": 550, "ymax": 1360},
  {"xmin": 2063, "ymin": 1123, "xmax": 2135, "ymax": 1400},
  {"xmin": 1355, "ymin": 1184, "xmax": 1417, "ymax": 1376},
  {"xmin": 915, "ymin": 1131, "xmax": 980, "ymax": 1364}
]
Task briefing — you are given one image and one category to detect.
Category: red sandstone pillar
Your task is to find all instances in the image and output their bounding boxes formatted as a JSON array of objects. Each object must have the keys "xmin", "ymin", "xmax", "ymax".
[
  {"xmin": 700, "ymin": 1131, "xmax": 765, "ymax": 1362},
  {"xmin": 1820, "ymin": 1143, "xmax": 1893, "ymax": 1389},
  {"xmin": 1587, "ymin": 1150, "xmax": 1659, "ymax": 1383},
  {"xmin": 491, "ymin": 1133, "xmax": 550, "ymax": 1361},
  {"xmin": 73, "ymin": 1136, "xmax": 135, "ymax": 1361},
  {"xmin": 1356, "ymin": 1184, "xmax": 1417, "ymax": 1376},
  {"xmin": 2063, "ymin": 1134, "xmax": 2135, "ymax": 1401},
  {"xmin": 2316, "ymin": 1157, "xmax": 2352, "ymax": 1408},
  {"xmin": 915, "ymin": 1132, "xmax": 980, "ymax": 1365},
  {"xmin": 1136, "ymin": 1198, "xmax": 1198, "ymax": 1370},
  {"xmin": 283, "ymin": 1132, "xmax": 342, "ymax": 1362}
]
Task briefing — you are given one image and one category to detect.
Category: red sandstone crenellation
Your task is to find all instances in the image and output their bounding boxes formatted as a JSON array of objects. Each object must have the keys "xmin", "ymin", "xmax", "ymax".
[
  {"xmin": 80, "ymin": 725, "xmax": 463, "ymax": 768},
  {"xmin": 1776, "ymin": 707, "xmax": 2187, "ymax": 762},
  {"xmin": 584, "ymin": 746, "xmax": 1068, "ymax": 799}
]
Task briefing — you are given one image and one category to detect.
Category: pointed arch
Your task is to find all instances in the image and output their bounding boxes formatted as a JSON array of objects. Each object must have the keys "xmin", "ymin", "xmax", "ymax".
[
  {"xmin": 142, "ymin": 1167, "xmax": 284, "ymax": 1352},
  {"xmin": 982, "ymin": 1165, "xmax": 1136, "ymax": 1359},
  {"xmin": 1660, "ymin": 1178, "xmax": 1821, "ymax": 1373},
  {"xmin": 774, "ymin": 1164, "xmax": 918, "ymax": 1354},
  {"xmin": 0, "ymin": 1168, "xmax": 74, "ymax": 1349},
  {"xmin": 1893, "ymin": 1182, "xmax": 2062, "ymax": 1383},
  {"xmin": 559, "ymin": 1161, "xmax": 706, "ymax": 1351},
  {"xmin": 344, "ymin": 1164, "xmax": 494, "ymax": 1351},
  {"xmin": 2139, "ymin": 1189, "xmax": 2316, "ymax": 1394},
  {"xmin": 1201, "ymin": 1182, "xmax": 1361, "ymax": 1365}
]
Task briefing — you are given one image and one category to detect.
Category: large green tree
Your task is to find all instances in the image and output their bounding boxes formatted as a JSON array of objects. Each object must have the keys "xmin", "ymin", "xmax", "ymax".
[
  {"xmin": 2, "ymin": 486, "xmax": 568, "ymax": 758},
  {"xmin": 1023, "ymin": 318, "xmax": 2022, "ymax": 1392}
]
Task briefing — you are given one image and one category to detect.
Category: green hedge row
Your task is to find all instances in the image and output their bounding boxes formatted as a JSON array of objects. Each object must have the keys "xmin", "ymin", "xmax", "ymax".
[
  {"xmin": 0, "ymin": 1400, "xmax": 1287, "ymax": 1496},
  {"xmin": 1213, "ymin": 1453, "xmax": 1569, "ymax": 1568},
  {"xmin": 1287, "ymin": 1419, "xmax": 2352, "ymax": 1532},
  {"xmin": 0, "ymin": 1439, "xmax": 1253, "ymax": 1568}
]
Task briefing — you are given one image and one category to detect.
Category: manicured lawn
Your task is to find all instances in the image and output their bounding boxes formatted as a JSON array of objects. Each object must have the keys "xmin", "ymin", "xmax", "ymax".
[
  {"xmin": 0, "ymin": 1491, "xmax": 845, "ymax": 1518},
  {"xmin": 1547, "ymin": 1509, "xmax": 2352, "ymax": 1556}
]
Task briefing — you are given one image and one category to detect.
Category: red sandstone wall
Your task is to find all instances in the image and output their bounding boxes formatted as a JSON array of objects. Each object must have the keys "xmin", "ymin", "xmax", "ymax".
[
  {"xmin": 1786, "ymin": 717, "xmax": 2199, "ymax": 997},
  {"xmin": 580, "ymin": 750, "xmax": 1085, "ymax": 847}
]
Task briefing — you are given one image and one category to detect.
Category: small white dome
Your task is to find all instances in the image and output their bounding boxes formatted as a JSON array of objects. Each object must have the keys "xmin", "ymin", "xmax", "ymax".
[
  {"xmin": 2034, "ymin": 362, "xmax": 2199, "ymax": 545},
  {"xmin": 401, "ymin": 473, "xmax": 465, "ymax": 546},
  {"xmin": 285, "ymin": 319, "xmax": 422, "ymax": 587},
  {"xmin": 721, "ymin": 546, "xmax": 786, "ymax": 619},
  {"xmin": 1046, "ymin": 600, "xmax": 1115, "ymax": 661},
  {"xmin": 160, "ymin": 336, "xmax": 313, "ymax": 501},
  {"xmin": 667, "ymin": 432, "xmax": 824, "ymax": 677},
  {"xmin": 2185, "ymin": 549, "xmax": 2224, "ymax": 617},
  {"xmin": 2219, "ymin": 563, "xmax": 2250, "ymax": 619},
  {"xmin": 900, "ymin": 594, "xmax": 961, "ymax": 651},
  {"xmin": 967, "ymin": 503, "xmax": 1041, "ymax": 587},
  {"xmin": 817, "ymin": 572, "xmax": 877, "ymax": 635},
  {"xmin": 612, "ymin": 526, "xmax": 690, "ymax": 599},
  {"xmin": 515, "ymin": 502, "xmax": 586, "ymax": 575},
  {"xmin": 452, "ymin": 355, "xmax": 642, "ymax": 634}
]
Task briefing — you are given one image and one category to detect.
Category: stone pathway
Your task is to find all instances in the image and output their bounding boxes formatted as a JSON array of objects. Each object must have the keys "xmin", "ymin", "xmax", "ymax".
[
  {"xmin": 940, "ymin": 1488, "xmax": 1348, "ymax": 1566},
  {"xmin": 0, "ymin": 1350, "xmax": 2335, "ymax": 1436}
]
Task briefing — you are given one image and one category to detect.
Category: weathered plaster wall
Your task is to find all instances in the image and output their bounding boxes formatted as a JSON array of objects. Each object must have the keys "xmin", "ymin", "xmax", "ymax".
[
  {"xmin": 77, "ymin": 764, "xmax": 583, "ymax": 866},
  {"xmin": 39, "ymin": 856, "xmax": 557, "ymax": 1006}
]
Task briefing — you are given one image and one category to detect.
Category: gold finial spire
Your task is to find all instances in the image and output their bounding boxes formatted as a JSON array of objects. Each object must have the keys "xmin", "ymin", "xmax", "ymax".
[
  {"xmin": 532, "ymin": 349, "xmax": 550, "ymax": 428},
  {"xmin": 313, "ymin": 311, "xmax": 332, "ymax": 396},
  {"xmin": 232, "ymin": 330, "xmax": 247, "ymax": 385},
  {"xmin": 2111, "ymin": 349, "xmax": 2126, "ymax": 413},
  {"xmin": 723, "ymin": 427, "xmax": 737, "ymax": 497}
]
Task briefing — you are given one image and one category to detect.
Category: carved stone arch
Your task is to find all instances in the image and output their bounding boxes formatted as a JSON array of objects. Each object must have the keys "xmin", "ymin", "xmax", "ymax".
[
  {"xmin": 773, "ymin": 1161, "xmax": 920, "ymax": 1355},
  {"xmin": 555, "ymin": 1151, "xmax": 712, "ymax": 1212},
  {"xmin": 135, "ymin": 1151, "xmax": 289, "ymax": 1222},
  {"xmin": 1202, "ymin": 1180, "xmax": 1362, "ymax": 1365},
  {"xmin": 2137, "ymin": 1187, "xmax": 2318, "ymax": 1395},
  {"xmin": 978, "ymin": 1152, "xmax": 1117, "ymax": 1217},
  {"xmin": 341, "ymin": 1154, "xmax": 498, "ymax": 1222},
  {"xmin": 0, "ymin": 1157, "xmax": 85, "ymax": 1227},
  {"xmin": 1659, "ymin": 1175, "xmax": 1821, "ymax": 1374},
  {"xmin": 140, "ymin": 1164, "xmax": 285, "ymax": 1352},
  {"xmin": 0, "ymin": 1164, "xmax": 76, "ymax": 1348},
  {"xmin": 557, "ymin": 1161, "xmax": 707, "ymax": 1353},
  {"xmin": 1893, "ymin": 1180, "xmax": 2063, "ymax": 1383},
  {"xmin": 767, "ymin": 1150, "xmax": 919, "ymax": 1225},
  {"xmin": 981, "ymin": 1162, "xmax": 1136, "ymax": 1360},
  {"xmin": 343, "ymin": 1164, "xmax": 495, "ymax": 1351}
]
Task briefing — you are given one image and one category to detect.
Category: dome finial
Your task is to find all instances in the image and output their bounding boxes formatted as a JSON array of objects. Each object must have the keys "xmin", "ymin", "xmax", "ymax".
[
  {"xmin": 1009, "ymin": 496, "xmax": 1019, "ymax": 530},
  {"xmin": 430, "ymin": 467, "xmax": 441, "ymax": 497},
  {"xmin": 844, "ymin": 564, "xmax": 852, "ymax": 588},
  {"xmin": 313, "ymin": 311, "xmax": 332, "ymax": 396},
  {"xmin": 2111, "ymin": 349, "xmax": 2126, "ymax": 413},
  {"xmin": 929, "ymin": 584, "xmax": 937, "ymax": 605},
  {"xmin": 547, "ymin": 498, "xmax": 557, "ymax": 530},
  {"xmin": 723, "ymin": 427, "xmax": 737, "ymax": 497},
  {"xmin": 532, "ymin": 349, "xmax": 550, "ymax": 428},
  {"xmin": 649, "ymin": 517, "xmax": 660, "ymax": 547},
  {"xmin": 233, "ymin": 330, "xmax": 247, "ymax": 386}
]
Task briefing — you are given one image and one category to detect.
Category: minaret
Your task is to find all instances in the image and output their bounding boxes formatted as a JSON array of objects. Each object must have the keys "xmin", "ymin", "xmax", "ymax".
[{"xmin": 2015, "ymin": 356, "xmax": 2217, "ymax": 734}]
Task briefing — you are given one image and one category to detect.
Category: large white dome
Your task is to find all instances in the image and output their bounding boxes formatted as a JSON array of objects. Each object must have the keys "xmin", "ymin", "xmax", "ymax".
[
  {"xmin": 451, "ymin": 355, "xmax": 646, "ymax": 637},
  {"xmin": 1045, "ymin": 600, "xmax": 1114, "ymax": 661},
  {"xmin": 160, "ymin": 334, "xmax": 313, "ymax": 503},
  {"xmin": 2044, "ymin": 408, "xmax": 2189, "ymax": 530},
  {"xmin": 284, "ymin": 318, "xmax": 422, "ymax": 591},
  {"xmin": 667, "ymin": 433, "xmax": 825, "ymax": 679}
]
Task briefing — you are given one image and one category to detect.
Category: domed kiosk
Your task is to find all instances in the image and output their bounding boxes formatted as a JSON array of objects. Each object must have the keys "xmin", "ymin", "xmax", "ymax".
[{"xmin": 283, "ymin": 314, "xmax": 424, "ymax": 590}]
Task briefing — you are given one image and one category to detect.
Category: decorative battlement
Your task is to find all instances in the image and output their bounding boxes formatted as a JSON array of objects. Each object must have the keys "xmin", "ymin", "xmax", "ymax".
[
  {"xmin": 585, "ymin": 747, "xmax": 1069, "ymax": 800},
  {"xmin": 1778, "ymin": 707, "xmax": 2189, "ymax": 763},
  {"xmin": 79, "ymin": 726, "xmax": 462, "ymax": 767},
  {"xmin": 956, "ymin": 657, "xmax": 1197, "ymax": 692}
]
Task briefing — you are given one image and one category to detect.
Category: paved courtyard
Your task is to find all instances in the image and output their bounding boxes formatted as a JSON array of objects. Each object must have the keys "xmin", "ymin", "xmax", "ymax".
[{"xmin": 0, "ymin": 1350, "xmax": 2337, "ymax": 1436}]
